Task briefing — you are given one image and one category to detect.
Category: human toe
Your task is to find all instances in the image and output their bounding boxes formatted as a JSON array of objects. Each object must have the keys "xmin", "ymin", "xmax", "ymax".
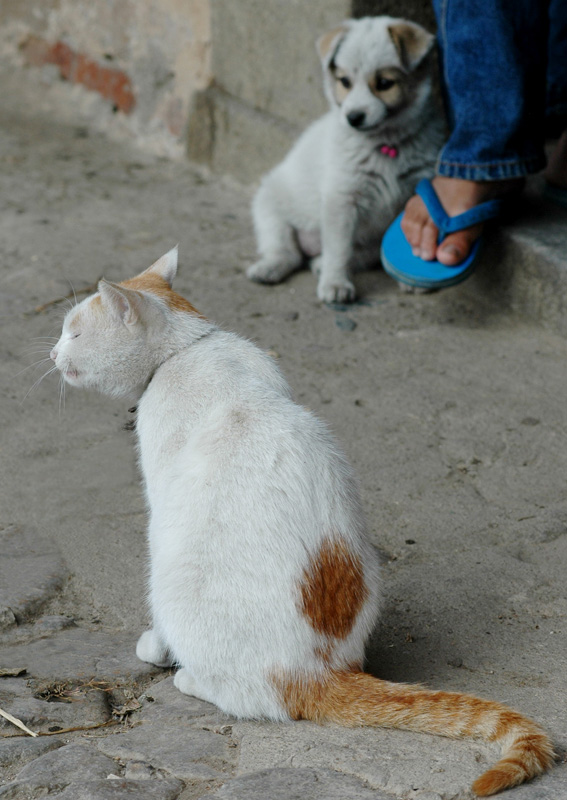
[
  {"xmin": 400, "ymin": 195, "xmax": 430, "ymax": 251},
  {"xmin": 419, "ymin": 219, "xmax": 438, "ymax": 261},
  {"xmin": 436, "ymin": 226, "xmax": 482, "ymax": 266}
]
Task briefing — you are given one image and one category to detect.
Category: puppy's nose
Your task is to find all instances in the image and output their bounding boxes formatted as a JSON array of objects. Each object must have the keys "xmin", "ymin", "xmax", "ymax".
[
  {"xmin": 50, "ymin": 347, "xmax": 57, "ymax": 362},
  {"xmin": 347, "ymin": 110, "xmax": 366, "ymax": 129}
]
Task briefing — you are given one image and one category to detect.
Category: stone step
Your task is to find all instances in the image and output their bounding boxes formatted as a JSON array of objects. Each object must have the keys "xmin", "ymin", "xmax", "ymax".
[{"xmin": 459, "ymin": 185, "xmax": 567, "ymax": 337}]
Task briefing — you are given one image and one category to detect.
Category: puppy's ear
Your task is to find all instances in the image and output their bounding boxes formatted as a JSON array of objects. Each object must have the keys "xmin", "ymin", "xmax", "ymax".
[
  {"xmin": 388, "ymin": 22, "xmax": 434, "ymax": 70},
  {"xmin": 317, "ymin": 23, "xmax": 350, "ymax": 65}
]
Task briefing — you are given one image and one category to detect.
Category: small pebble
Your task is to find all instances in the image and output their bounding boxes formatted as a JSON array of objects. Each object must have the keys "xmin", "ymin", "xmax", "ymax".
[
  {"xmin": 335, "ymin": 316, "xmax": 357, "ymax": 332},
  {"xmin": 35, "ymin": 615, "xmax": 76, "ymax": 634},
  {"xmin": 124, "ymin": 760, "xmax": 154, "ymax": 779},
  {"xmin": 0, "ymin": 607, "xmax": 17, "ymax": 630}
]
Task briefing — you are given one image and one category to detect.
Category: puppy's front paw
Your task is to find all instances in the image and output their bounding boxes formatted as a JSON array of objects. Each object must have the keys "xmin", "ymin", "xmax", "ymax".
[
  {"xmin": 310, "ymin": 256, "xmax": 323, "ymax": 278},
  {"xmin": 247, "ymin": 258, "xmax": 295, "ymax": 285},
  {"xmin": 317, "ymin": 276, "xmax": 356, "ymax": 304},
  {"xmin": 136, "ymin": 629, "xmax": 173, "ymax": 668}
]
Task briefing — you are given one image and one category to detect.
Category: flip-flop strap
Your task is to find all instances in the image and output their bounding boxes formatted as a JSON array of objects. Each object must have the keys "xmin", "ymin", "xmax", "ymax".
[{"xmin": 416, "ymin": 178, "xmax": 503, "ymax": 238}]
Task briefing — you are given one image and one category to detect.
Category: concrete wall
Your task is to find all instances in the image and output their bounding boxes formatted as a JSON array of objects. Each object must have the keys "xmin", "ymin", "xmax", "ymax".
[
  {"xmin": 187, "ymin": 0, "xmax": 351, "ymax": 181},
  {"xmin": 0, "ymin": 0, "xmax": 437, "ymax": 179}
]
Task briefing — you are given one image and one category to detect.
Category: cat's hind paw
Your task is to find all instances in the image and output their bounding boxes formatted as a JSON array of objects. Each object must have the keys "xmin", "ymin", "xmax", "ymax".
[
  {"xmin": 173, "ymin": 667, "xmax": 197, "ymax": 696},
  {"xmin": 173, "ymin": 668, "xmax": 216, "ymax": 705},
  {"xmin": 136, "ymin": 629, "xmax": 173, "ymax": 668}
]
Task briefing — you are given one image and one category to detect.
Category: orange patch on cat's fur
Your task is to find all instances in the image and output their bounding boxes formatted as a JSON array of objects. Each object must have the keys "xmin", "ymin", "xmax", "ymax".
[
  {"xmin": 122, "ymin": 273, "xmax": 204, "ymax": 316},
  {"xmin": 314, "ymin": 640, "xmax": 335, "ymax": 665},
  {"xmin": 299, "ymin": 537, "xmax": 367, "ymax": 639},
  {"xmin": 272, "ymin": 669, "xmax": 554, "ymax": 796}
]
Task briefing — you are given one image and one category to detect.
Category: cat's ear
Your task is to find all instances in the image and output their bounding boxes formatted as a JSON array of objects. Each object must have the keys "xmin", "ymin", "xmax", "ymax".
[
  {"xmin": 98, "ymin": 280, "xmax": 141, "ymax": 326},
  {"xmin": 143, "ymin": 245, "xmax": 179, "ymax": 288}
]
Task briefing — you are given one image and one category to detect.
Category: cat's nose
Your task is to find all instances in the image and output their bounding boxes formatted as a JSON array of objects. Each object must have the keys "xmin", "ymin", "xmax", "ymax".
[{"xmin": 50, "ymin": 347, "xmax": 57, "ymax": 362}]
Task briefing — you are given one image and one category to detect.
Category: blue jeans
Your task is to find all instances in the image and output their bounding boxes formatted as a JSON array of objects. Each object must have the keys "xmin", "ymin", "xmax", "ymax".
[{"xmin": 433, "ymin": 0, "xmax": 567, "ymax": 180}]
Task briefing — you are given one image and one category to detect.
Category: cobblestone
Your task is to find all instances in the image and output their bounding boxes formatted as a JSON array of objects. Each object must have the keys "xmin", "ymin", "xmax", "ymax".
[
  {"xmin": 0, "ymin": 524, "xmax": 67, "ymax": 625},
  {"xmin": 205, "ymin": 767, "xmax": 389, "ymax": 800}
]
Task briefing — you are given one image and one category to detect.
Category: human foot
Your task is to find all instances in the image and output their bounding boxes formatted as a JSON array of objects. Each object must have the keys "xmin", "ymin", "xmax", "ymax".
[
  {"xmin": 400, "ymin": 176, "xmax": 523, "ymax": 266},
  {"xmin": 544, "ymin": 129, "xmax": 567, "ymax": 190}
]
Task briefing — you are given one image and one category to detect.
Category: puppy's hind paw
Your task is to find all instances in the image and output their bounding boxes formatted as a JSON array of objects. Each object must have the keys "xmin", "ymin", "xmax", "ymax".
[
  {"xmin": 247, "ymin": 258, "xmax": 297, "ymax": 285},
  {"xmin": 397, "ymin": 281, "xmax": 433, "ymax": 295},
  {"xmin": 317, "ymin": 277, "xmax": 356, "ymax": 304}
]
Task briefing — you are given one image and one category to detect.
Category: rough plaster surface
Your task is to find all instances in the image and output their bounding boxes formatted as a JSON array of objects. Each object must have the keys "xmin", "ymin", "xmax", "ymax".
[
  {"xmin": 0, "ymin": 66, "xmax": 566, "ymax": 799},
  {"xmin": 210, "ymin": 0, "xmax": 348, "ymax": 128},
  {"xmin": 0, "ymin": 0, "xmax": 211, "ymax": 157}
]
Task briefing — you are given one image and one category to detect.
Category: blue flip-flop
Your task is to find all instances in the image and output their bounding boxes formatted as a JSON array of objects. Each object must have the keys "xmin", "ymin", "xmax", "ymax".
[{"xmin": 381, "ymin": 178, "xmax": 503, "ymax": 290}]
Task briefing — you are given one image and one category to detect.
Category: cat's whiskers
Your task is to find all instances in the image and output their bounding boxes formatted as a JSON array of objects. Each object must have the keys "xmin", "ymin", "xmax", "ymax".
[
  {"xmin": 21, "ymin": 364, "xmax": 59, "ymax": 404},
  {"xmin": 58, "ymin": 373, "xmax": 66, "ymax": 416},
  {"xmin": 14, "ymin": 356, "xmax": 54, "ymax": 379},
  {"xmin": 66, "ymin": 279, "xmax": 79, "ymax": 309}
]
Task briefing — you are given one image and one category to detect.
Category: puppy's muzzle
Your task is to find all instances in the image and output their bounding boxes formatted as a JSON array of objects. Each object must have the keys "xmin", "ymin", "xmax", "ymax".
[{"xmin": 346, "ymin": 110, "xmax": 367, "ymax": 129}]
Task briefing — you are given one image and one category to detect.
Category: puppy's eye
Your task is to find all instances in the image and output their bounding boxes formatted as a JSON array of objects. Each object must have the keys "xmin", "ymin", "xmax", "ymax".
[
  {"xmin": 375, "ymin": 76, "xmax": 396, "ymax": 91},
  {"xmin": 338, "ymin": 76, "xmax": 352, "ymax": 89}
]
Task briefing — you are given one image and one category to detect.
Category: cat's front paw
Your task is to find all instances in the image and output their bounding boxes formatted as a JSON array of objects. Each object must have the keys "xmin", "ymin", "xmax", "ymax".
[
  {"xmin": 247, "ymin": 258, "xmax": 296, "ymax": 285},
  {"xmin": 136, "ymin": 629, "xmax": 173, "ymax": 668},
  {"xmin": 317, "ymin": 276, "xmax": 356, "ymax": 304}
]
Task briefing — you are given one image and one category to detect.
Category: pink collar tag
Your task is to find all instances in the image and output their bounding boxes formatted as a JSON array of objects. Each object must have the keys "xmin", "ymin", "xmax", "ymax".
[{"xmin": 379, "ymin": 144, "xmax": 398, "ymax": 158}]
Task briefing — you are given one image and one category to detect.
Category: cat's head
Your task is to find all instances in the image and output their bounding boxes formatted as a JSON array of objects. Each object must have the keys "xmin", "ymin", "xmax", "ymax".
[{"xmin": 50, "ymin": 246, "xmax": 205, "ymax": 398}]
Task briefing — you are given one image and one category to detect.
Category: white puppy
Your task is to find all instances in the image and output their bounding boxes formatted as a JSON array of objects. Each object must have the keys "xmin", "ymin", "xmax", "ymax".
[{"xmin": 247, "ymin": 16, "xmax": 444, "ymax": 303}]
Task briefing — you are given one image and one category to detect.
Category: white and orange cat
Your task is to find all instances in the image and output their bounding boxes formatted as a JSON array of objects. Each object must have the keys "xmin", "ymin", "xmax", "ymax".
[{"xmin": 50, "ymin": 247, "xmax": 553, "ymax": 797}]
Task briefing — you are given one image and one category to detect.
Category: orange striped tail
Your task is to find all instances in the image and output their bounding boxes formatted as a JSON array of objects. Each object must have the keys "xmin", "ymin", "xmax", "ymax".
[{"xmin": 277, "ymin": 670, "xmax": 554, "ymax": 797}]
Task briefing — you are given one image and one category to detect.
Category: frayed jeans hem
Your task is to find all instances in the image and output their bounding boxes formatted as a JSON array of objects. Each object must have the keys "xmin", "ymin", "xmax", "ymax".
[{"xmin": 436, "ymin": 155, "xmax": 546, "ymax": 181}]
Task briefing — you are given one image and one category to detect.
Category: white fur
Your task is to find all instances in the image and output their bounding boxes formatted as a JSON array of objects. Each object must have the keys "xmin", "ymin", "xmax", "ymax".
[
  {"xmin": 247, "ymin": 16, "xmax": 444, "ymax": 303},
  {"xmin": 51, "ymin": 249, "xmax": 380, "ymax": 719}
]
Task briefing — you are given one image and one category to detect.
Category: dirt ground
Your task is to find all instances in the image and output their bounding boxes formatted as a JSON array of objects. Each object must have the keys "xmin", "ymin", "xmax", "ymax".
[{"xmin": 1, "ymin": 66, "xmax": 566, "ymax": 799}]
